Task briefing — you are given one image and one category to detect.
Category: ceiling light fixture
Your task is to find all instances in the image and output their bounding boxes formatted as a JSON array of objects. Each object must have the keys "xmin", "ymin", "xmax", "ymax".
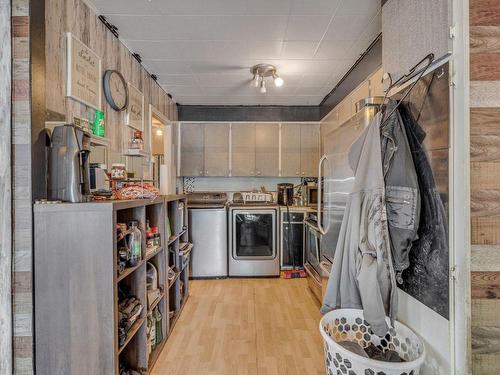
[
  {"xmin": 260, "ymin": 79, "xmax": 267, "ymax": 94},
  {"xmin": 251, "ymin": 74, "xmax": 260, "ymax": 88},
  {"xmin": 250, "ymin": 64, "xmax": 284, "ymax": 94}
]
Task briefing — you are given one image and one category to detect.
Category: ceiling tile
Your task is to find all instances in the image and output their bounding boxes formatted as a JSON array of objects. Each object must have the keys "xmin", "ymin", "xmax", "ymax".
[
  {"xmin": 299, "ymin": 74, "xmax": 333, "ymax": 87},
  {"xmin": 284, "ymin": 15, "xmax": 331, "ymax": 41},
  {"xmin": 280, "ymin": 41, "xmax": 317, "ymax": 59},
  {"xmin": 195, "ymin": 73, "xmax": 250, "ymax": 87},
  {"xmin": 314, "ymin": 40, "xmax": 354, "ymax": 59},
  {"xmin": 323, "ymin": 14, "xmax": 373, "ymax": 41},
  {"xmin": 290, "ymin": 0, "xmax": 341, "ymax": 16},
  {"xmin": 155, "ymin": 0, "xmax": 248, "ymax": 15},
  {"xmin": 336, "ymin": 0, "xmax": 380, "ymax": 16},
  {"xmin": 245, "ymin": 0, "xmax": 292, "ymax": 15},
  {"xmin": 124, "ymin": 40, "xmax": 183, "ymax": 60},
  {"xmin": 159, "ymin": 74, "xmax": 195, "ymax": 86},
  {"xmin": 168, "ymin": 85, "xmax": 205, "ymax": 96},
  {"xmin": 91, "ymin": 0, "xmax": 161, "ymax": 15},
  {"xmin": 143, "ymin": 60, "xmax": 192, "ymax": 74}
]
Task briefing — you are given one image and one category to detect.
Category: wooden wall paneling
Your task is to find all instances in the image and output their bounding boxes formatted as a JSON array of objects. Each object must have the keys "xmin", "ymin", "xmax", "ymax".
[
  {"xmin": 470, "ymin": 26, "xmax": 500, "ymax": 53},
  {"xmin": 471, "ymin": 107, "xmax": 500, "ymax": 134},
  {"xmin": 470, "ymin": 0, "xmax": 500, "ymax": 26},
  {"xmin": 471, "ymin": 271, "xmax": 500, "ymax": 299},
  {"xmin": 472, "ymin": 216, "xmax": 500, "ymax": 244},
  {"xmin": 472, "ymin": 245, "xmax": 500, "ymax": 271},
  {"xmin": 0, "ymin": 0, "xmax": 12, "ymax": 372}
]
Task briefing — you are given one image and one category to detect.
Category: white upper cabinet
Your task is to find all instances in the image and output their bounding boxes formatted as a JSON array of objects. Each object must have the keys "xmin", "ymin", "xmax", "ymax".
[
  {"xmin": 231, "ymin": 123, "xmax": 256, "ymax": 177},
  {"xmin": 281, "ymin": 124, "xmax": 301, "ymax": 177},
  {"xmin": 180, "ymin": 123, "xmax": 204, "ymax": 176},
  {"xmin": 300, "ymin": 124, "xmax": 320, "ymax": 177},
  {"xmin": 204, "ymin": 123, "xmax": 230, "ymax": 177},
  {"xmin": 255, "ymin": 123, "xmax": 279, "ymax": 177},
  {"xmin": 179, "ymin": 122, "xmax": 320, "ymax": 177}
]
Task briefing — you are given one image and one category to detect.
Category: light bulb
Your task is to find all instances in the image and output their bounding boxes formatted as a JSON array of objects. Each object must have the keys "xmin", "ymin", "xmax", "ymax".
[
  {"xmin": 252, "ymin": 74, "xmax": 260, "ymax": 87},
  {"xmin": 156, "ymin": 129, "xmax": 163, "ymax": 136},
  {"xmin": 274, "ymin": 76, "xmax": 284, "ymax": 87},
  {"xmin": 260, "ymin": 80, "xmax": 266, "ymax": 94}
]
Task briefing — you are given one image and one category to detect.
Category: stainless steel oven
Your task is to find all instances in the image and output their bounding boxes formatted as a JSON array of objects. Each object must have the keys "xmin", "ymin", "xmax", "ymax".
[
  {"xmin": 304, "ymin": 215, "xmax": 322, "ymax": 302},
  {"xmin": 228, "ymin": 206, "xmax": 280, "ymax": 277}
]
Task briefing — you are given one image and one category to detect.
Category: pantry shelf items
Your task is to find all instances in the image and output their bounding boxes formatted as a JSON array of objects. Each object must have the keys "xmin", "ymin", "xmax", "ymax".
[{"xmin": 34, "ymin": 195, "xmax": 191, "ymax": 374}]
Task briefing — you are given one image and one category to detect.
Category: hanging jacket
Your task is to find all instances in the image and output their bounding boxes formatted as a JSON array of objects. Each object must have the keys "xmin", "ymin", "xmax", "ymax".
[
  {"xmin": 321, "ymin": 112, "xmax": 398, "ymax": 337},
  {"xmin": 380, "ymin": 100, "xmax": 421, "ymax": 283},
  {"xmin": 398, "ymin": 103, "xmax": 449, "ymax": 311}
]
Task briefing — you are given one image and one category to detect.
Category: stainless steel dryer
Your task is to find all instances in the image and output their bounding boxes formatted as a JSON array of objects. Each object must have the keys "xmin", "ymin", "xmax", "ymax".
[{"xmin": 228, "ymin": 203, "xmax": 280, "ymax": 277}]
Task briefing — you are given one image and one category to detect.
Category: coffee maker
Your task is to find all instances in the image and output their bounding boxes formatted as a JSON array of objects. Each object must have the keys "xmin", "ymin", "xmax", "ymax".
[{"xmin": 49, "ymin": 124, "xmax": 92, "ymax": 202}]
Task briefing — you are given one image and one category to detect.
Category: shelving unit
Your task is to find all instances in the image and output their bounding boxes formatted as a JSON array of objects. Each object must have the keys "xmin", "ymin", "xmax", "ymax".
[{"xmin": 34, "ymin": 194, "xmax": 190, "ymax": 375}]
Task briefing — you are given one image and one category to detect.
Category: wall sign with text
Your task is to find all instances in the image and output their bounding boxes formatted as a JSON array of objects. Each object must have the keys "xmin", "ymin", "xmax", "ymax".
[
  {"xmin": 66, "ymin": 32, "xmax": 102, "ymax": 110},
  {"xmin": 126, "ymin": 83, "xmax": 144, "ymax": 131}
]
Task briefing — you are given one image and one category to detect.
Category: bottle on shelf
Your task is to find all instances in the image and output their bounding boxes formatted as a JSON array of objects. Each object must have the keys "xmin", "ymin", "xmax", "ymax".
[{"xmin": 127, "ymin": 220, "xmax": 142, "ymax": 267}]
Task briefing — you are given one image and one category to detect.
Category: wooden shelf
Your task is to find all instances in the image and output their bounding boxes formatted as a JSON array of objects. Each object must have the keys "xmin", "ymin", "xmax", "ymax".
[
  {"xmin": 148, "ymin": 292, "xmax": 164, "ymax": 312},
  {"xmin": 117, "ymin": 260, "xmax": 144, "ymax": 283},
  {"xmin": 168, "ymin": 273, "xmax": 180, "ymax": 288},
  {"xmin": 167, "ymin": 230, "xmax": 186, "ymax": 245},
  {"xmin": 118, "ymin": 317, "xmax": 145, "ymax": 354},
  {"xmin": 148, "ymin": 339, "xmax": 166, "ymax": 371},
  {"xmin": 145, "ymin": 246, "xmax": 163, "ymax": 261}
]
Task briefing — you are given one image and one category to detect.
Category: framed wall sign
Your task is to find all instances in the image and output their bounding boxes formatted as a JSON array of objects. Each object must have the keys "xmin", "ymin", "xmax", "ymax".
[
  {"xmin": 126, "ymin": 83, "xmax": 144, "ymax": 131},
  {"xmin": 66, "ymin": 32, "xmax": 102, "ymax": 110}
]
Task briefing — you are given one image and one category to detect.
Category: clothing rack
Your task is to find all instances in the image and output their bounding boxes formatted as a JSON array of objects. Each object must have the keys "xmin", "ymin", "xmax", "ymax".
[{"xmin": 380, "ymin": 53, "xmax": 435, "ymax": 127}]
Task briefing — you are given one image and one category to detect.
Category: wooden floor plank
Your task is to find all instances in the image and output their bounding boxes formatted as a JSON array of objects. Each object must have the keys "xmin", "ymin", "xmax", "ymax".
[{"xmin": 151, "ymin": 278, "xmax": 324, "ymax": 375}]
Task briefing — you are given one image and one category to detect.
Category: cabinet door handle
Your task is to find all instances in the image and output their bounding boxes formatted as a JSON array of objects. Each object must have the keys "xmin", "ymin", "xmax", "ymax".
[
  {"xmin": 205, "ymin": 170, "xmax": 209, "ymax": 175},
  {"xmin": 301, "ymin": 172, "xmax": 305, "ymax": 175},
  {"xmin": 256, "ymin": 170, "xmax": 261, "ymax": 175},
  {"xmin": 199, "ymin": 171, "xmax": 203, "ymax": 175},
  {"xmin": 295, "ymin": 171, "xmax": 299, "ymax": 175}
]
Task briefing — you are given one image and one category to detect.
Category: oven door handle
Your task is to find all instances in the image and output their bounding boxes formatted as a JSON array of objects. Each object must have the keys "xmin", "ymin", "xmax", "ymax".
[
  {"xmin": 317, "ymin": 155, "xmax": 328, "ymax": 235},
  {"xmin": 304, "ymin": 220, "xmax": 320, "ymax": 232}
]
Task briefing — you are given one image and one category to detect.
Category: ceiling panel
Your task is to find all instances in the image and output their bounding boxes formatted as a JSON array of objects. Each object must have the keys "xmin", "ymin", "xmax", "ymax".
[{"xmin": 88, "ymin": 0, "xmax": 381, "ymax": 105}]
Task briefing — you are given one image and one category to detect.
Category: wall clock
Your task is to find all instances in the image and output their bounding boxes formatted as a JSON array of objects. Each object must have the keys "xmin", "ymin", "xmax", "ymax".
[{"xmin": 103, "ymin": 70, "xmax": 128, "ymax": 111}]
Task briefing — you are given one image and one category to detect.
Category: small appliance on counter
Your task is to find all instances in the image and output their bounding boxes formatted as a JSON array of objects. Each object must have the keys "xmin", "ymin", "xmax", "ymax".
[
  {"xmin": 277, "ymin": 183, "xmax": 294, "ymax": 206},
  {"xmin": 305, "ymin": 184, "xmax": 319, "ymax": 207},
  {"xmin": 49, "ymin": 124, "xmax": 91, "ymax": 203},
  {"xmin": 90, "ymin": 163, "xmax": 110, "ymax": 194}
]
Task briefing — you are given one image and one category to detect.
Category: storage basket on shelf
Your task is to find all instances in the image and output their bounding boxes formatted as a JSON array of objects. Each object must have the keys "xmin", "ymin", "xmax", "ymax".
[{"xmin": 320, "ymin": 309, "xmax": 425, "ymax": 375}]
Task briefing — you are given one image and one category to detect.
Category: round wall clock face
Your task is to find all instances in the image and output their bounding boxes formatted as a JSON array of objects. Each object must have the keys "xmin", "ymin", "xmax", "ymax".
[{"xmin": 103, "ymin": 70, "xmax": 128, "ymax": 111}]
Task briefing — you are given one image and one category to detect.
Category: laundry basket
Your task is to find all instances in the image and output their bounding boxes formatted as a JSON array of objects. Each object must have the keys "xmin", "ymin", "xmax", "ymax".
[{"xmin": 320, "ymin": 309, "xmax": 425, "ymax": 375}]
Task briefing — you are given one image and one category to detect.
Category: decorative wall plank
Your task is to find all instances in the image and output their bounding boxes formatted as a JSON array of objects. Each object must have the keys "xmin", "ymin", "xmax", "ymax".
[
  {"xmin": 471, "ymin": 272, "xmax": 500, "ymax": 298},
  {"xmin": 470, "ymin": 0, "xmax": 500, "ymax": 26},
  {"xmin": 471, "ymin": 190, "xmax": 500, "ymax": 216},
  {"xmin": 472, "ymin": 354, "xmax": 500, "ymax": 375},
  {"xmin": 0, "ymin": 0, "xmax": 12, "ymax": 373},
  {"xmin": 472, "ymin": 216, "xmax": 500, "ymax": 244},
  {"xmin": 470, "ymin": 26, "xmax": 500, "ymax": 53},
  {"xmin": 471, "ymin": 108, "xmax": 500, "ymax": 134},
  {"xmin": 472, "ymin": 245, "xmax": 500, "ymax": 272},
  {"xmin": 471, "ymin": 134, "xmax": 500, "ymax": 161},
  {"xmin": 470, "ymin": 81, "xmax": 500, "ymax": 107},
  {"xmin": 472, "ymin": 299, "xmax": 500, "ymax": 326},
  {"xmin": 471, "ymin": 162, "xmax": 500, "ymax": 190},
  {"xmin": 470, "ymin": 53, "xmax": 500, "ymax": 80}
]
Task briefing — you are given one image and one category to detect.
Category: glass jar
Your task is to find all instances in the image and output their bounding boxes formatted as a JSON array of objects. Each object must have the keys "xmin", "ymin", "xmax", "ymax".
[
  {"xmin": 111, "ymin": 163, "xmax": 126, "ymax": 180},
  {"xmin": 129, "ymin": 130, "xmax": 144, "ymax": 150},
  {"xmin": 127, "ymin": 220, "xmax": 142, "ymax": 267}
]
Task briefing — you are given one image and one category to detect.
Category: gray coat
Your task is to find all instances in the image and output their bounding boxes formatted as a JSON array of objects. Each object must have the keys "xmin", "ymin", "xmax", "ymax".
[
  {"xmin": 321, "ymin": 112, "xmax": 398, "ymax": 337},
  {"xmin": 381, "ymin": 100, "xmax": 421, "ymax": 283}
]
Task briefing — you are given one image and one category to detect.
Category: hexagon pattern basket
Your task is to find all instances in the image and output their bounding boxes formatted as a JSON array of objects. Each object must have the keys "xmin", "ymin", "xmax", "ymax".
[{"xmin": 320, "ymin": 309, "xmax": 425, "ymax": 375}]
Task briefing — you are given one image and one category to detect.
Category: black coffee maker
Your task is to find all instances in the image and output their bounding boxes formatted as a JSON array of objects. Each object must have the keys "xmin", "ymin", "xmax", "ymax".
[{"xmin": 277, "ymin": 183, "xmax": 294, "ymax": 206}]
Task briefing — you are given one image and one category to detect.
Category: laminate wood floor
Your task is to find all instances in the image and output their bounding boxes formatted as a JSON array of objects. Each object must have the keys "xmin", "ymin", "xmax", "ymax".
[{"xmin": 151, "ymin": 278, "xmax": 325, "ymax": 375}]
